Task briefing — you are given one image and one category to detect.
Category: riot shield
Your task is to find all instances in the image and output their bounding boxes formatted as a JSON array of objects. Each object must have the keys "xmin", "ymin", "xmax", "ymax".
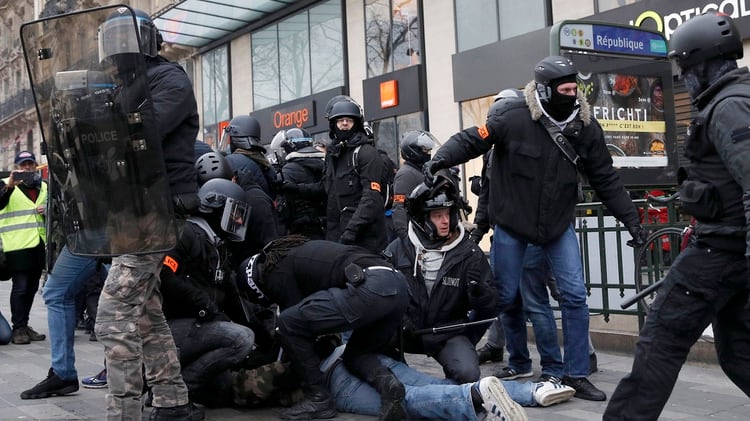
[{"xmin": 20, "ymin": 5, "xmax": 177, "ymax": 259}]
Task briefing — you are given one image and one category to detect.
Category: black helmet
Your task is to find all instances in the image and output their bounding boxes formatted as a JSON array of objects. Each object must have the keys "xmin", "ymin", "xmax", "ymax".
[
  {"xmin": 236, "ymin": 253, "xmax": 270, "ymax": 305},
  {"xmin": 324, "ymin": 95, "xmax": 358, "ymax": 119},
  {"xmin": 405, "ymin": 169, "xmax": 461, "ymax": 247},
  {"xmin": 223, "ymin": 115, "xmax": 264, "ymax": 153},
  {"xmin": 98, "ymin": 7, "xmax": 161, "ymax": 63},
  {"xmin": 198, "ymin": 178, "xmax": 250, "ymax": 242},
  {"xmin": 400, "ymin": 130, "xmax": 437, "ymax": 165},
  {"xmin": 195, "ymin": 152, "xmax": 234, "ymax": 186},
  {"xmin": 534, "ymin": 55, "xmax": 578, "ymax": 102},
  {"xmin": 668, "ymin": 11, "xmax": 743, "ymax": 70},
  {"xmin": 328, "ymin": 100, "xmax": 363, "ymax": 121}
]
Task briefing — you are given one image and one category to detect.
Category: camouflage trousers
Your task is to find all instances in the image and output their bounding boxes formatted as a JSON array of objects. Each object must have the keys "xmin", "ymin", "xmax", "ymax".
[{"xmin": 95, "ymin": 253, "xmax": 188, "ymax": 421}]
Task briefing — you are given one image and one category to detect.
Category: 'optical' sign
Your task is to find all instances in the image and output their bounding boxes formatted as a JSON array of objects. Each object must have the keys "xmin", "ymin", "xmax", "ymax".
[{"xmin": 629, "ymin": 0, "xmax": 750, "ymax": 39}]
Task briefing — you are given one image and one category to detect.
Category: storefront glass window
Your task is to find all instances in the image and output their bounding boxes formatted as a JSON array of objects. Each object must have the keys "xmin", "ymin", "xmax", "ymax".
[
  {"xmin": 279, "ymin": 13, "xmax": 311, "ymax": 103},
  {"xmin": 455, "ymin": 0, "xmax": 548, "ymax": 52},
  {"xmin": 201, "ymin": 44, "xmax": 230, "ymax": 129},
  {"xmin": 252, "ymin": 0, "xmax": 344, "ymax": 109},
  {"xmin": 460, "ymin": 95, "xmax": 495, "ymax": 129},
  {"xmin": 365, "ymin": 0, "xmax": 422, "ymax": 78},
  {"xmin": 455, "ymin": 0, "xmax": 498, "ymax": 52},
  {"xmin": 310, "ymin": 2, "xmax": 344, "ymax": 93},
  {"xmin": 371, "ymin": 111, "xmax": 424, "ymax": 165}
]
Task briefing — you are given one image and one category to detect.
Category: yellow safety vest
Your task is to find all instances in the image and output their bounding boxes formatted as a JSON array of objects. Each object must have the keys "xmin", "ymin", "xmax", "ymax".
[{"xmin": 0, "ymin": 178, "xmax": 47, "ymax": 252}]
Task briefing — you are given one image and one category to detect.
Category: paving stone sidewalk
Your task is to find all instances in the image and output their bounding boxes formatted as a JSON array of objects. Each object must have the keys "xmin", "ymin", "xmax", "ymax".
[{"xmin": 0, "ymin": 282, "xmax": 747, "ymax": 420}]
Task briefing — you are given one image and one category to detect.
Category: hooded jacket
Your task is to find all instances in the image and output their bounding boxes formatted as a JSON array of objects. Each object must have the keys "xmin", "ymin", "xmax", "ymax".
[{"xmin": 432, "ymin": 80, "xmax": 640, "ymax": 244}]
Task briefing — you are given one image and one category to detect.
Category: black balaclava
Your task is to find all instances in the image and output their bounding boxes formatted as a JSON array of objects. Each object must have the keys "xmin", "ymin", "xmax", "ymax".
[
  {"xmin": 333, "ymin": 126, "xmax": 356, "ymax": 143},
  {"xmin": 682, "ymin": 57, "xmax": 738, "ymax": 100},
  {"xmin": 542, "ymin": 73, "xmax": 578, "ymax": 121}
]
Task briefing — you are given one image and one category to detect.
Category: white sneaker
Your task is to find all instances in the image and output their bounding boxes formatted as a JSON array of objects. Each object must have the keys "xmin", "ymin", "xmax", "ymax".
[
  {"xmin": 533, "ymin": 381, "xmax": 576, "ymax": 407},
  {"xmin": 478, "ymin": 376, "xmax": 528, "ymax": 421}
]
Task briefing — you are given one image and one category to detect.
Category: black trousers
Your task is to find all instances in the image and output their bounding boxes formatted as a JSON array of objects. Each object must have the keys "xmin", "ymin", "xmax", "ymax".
[
  {"xmin": 276, "ymin": 268, "xmax": 409, "ymax": 390},
  {"xmin": 604, "ymin": 244, "xmax": 750, "ymax": 420}
]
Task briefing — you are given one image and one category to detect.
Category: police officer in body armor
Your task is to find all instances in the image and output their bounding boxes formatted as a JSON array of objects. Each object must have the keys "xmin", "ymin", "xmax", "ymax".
[
  {"xmin": 160, "ymin": 178, "xmax": 255, "ymax": 408},
  {"xmin": 423, "ymin": 55, "xmax": 648, "ymax": 401},
  {"xmin": 271, "ymin": 128, "xmax": 327, "ymax": 239},
  {"xmin": 223, "ymin": 115, "xmax": 277, "ymax": 198},
  {"xmin": 605, "ymin": 12, "xmax": 750, "ymax": 419},
  {"xmin": 324, "ymin": 100, "xmax": 387, "ymax": 252},
  {"xmin": 392, "ymin": 130, "xmax": 437, "ymax": 241}
]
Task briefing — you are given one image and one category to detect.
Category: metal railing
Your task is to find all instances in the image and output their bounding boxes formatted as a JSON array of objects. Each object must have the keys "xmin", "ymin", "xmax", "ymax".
[
  {"xmin": 574, "ymin": 192, "xmax": 688, "ymax": 326},
  {"xmin": 0, "ymin": 89, "xmax": 33, "ymax": 122}
]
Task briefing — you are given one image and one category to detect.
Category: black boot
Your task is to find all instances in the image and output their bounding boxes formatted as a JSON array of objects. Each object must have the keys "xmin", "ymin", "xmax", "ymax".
[
  {"xmin": 280, "ymin": 385, "xmax": 336, "ymax": 420},
  {"xmin": 370, "ymin": 367, "xmax": 406, "ymax": 421},
  {"xmin": 149, "ymin": 402, "xmax": 204, "ymax": 421}
]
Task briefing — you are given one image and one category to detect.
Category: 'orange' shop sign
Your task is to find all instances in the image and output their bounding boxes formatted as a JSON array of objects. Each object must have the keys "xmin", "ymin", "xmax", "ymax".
[
  {"xmin": 272, "ymin": 101, "xmax": 314, "ymax": 129},
  {"xmin": 380, "ymin": 80, "xmax": 399, "ymax": 108}
]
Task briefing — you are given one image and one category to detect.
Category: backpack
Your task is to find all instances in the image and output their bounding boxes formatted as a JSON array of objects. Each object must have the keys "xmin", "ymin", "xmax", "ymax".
[{"xmin": 352, "ymin": 145, "xmax": 397, "ymax": 210}]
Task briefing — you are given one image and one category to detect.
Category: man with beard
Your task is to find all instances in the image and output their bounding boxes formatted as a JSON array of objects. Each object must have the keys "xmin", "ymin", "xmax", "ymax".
[{"xmin": 604, "ymin": 12, "xmax": 750, "ymax": 419}]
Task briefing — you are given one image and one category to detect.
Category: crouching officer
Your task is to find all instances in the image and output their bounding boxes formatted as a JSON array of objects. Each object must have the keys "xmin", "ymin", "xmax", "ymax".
[{"xmin": 237, "ymin": 236, "xmax": 409, "ymax": 420}]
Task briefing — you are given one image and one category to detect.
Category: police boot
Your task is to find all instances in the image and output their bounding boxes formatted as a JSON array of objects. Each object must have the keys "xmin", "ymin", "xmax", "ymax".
[
  {"xmin": 148, "ymin": 402, "xmax": 204, "ymax": 421},
  {"xmin": 279, "ymin": 384, "xmax": 336, "ymax": 420},
  {"xmin": 369, "ymin": 367, "xmax": 406, "ymax": 421}
]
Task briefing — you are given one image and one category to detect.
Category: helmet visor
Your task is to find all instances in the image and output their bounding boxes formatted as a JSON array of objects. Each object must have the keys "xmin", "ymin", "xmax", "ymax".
[
  {"xmin": 220, "ymin": 196, "xmax": 250, "ymax": 242},
  {"xmin": 98, "ymin": 15, "xmax": 140, "ymax": 62}
]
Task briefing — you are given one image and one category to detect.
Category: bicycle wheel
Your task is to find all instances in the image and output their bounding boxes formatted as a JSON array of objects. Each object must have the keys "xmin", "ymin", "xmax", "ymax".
[{"xmin": 633, "ymin": 227, "xmax": 685, "ymax": 310}]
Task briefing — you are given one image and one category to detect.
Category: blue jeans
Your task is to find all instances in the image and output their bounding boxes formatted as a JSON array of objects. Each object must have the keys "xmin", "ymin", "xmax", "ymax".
[
  {"xmin": 492, "ymin": 224, "xmax": 589, "ymax": 377},
  {"xmin": 42, "ymin": 246, "xmax": 100, "ymax": 381},
  {"xmin": 328, "ymin": 353, "xmax": 536, "ymax": 420}
]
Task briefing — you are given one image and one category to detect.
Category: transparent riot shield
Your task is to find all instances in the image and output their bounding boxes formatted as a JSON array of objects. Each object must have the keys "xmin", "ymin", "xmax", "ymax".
[{"xmin": 20, "ymin": 5, "xmax": 177, "ymax": 258}]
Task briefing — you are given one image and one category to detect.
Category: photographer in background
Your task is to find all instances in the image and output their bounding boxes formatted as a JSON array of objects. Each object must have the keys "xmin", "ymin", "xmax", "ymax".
[{"xmin": 0, "ymin": 151, "xmax": 47, "ymax": 345}]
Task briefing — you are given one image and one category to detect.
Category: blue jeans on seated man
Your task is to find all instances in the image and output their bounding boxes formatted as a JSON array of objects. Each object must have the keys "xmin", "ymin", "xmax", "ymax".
[
  {"xmin": 327, "ymin": 352, "xmax": 537, "ymax": 419},
  {"xmin": 492, "ymin": 224, "xmax": 589, "ymax": 378},
  {"xmin": 43, "ymin": 246, "xmax": 102, "ymax": 381},
  {"xmin": 167, "ymin": 318, "xmax": 255, "ymax": 401}
]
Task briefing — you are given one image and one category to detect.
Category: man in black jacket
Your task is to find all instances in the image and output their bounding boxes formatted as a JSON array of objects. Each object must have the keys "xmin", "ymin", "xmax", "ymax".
[
  {"xmin": 605, "ymin": 12, "xmax": 750, "ymax": 419},
  {"xmin": 386, "ymin": 170, "xmax": 498, "ymax": 384},
  {"xmin": 237, "ymin": 236, "xmax": 409, "ymax": 420},
  {"xmin": 324, "ymin": 100, "xmax": 387, "ymax": 253},
  {"xmin": 423, "ymin": 55, "xmax": 647, "ymax": 401}
]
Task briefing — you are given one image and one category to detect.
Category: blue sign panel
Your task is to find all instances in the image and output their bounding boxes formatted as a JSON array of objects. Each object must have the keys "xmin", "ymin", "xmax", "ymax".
[{"xmin": 559, "ymin": 23, "xmax": 667, "ymax": 57}]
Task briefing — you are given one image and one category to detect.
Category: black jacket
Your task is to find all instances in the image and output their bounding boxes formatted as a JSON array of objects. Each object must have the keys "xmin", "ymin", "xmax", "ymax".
[
  {"xmin": 385, "ymin": 227, "xmax": 498, "ymax": 355},
  {"xmin": 259, "ymin": 240, "xmax": 393, "ymax": 311},
  {"xmin": 392, "ymin": 161, "xmax": 424, "ymax": 240},
  {"xmin": 226, "ymin": 174, "xmax": 281, "ymax": 266},
  {"xmin": 160, "ymin": 218, "xmax": 242, "ymax": 321},
  {"xmin": 226, "ymin": 150, "xmax": 278, "ymax": 198},
  {"xmin": 278, "ymin": 148, "xmax": 327, "ymax": 239},
  {"xmin": 324, "ymin": 132, "xmax": 387, "ymax": 252},
  {"xmin": 433, "ymin": 81, "xmax": 640, "ymax": 244},
  {"xmin": 146, "ymin": 56, "xmax": 199, "ymax": 195}
]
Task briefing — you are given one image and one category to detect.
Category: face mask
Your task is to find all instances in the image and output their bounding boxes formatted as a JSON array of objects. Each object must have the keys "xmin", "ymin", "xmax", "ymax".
[{"xmin": 334, "ymin": 127, "xmax": 355, "ymax": 142}]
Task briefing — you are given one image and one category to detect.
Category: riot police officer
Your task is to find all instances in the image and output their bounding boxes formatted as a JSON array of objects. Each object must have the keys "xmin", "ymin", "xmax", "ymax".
[
  {"xmin": 605, "ymin": 12, "xmax": 750, "ymax": 419},
  {"xmin": 223, "ymin": 115, "xmax": 277, "ymax": 198},
  {"xmin": 392, "ymin": 130, "xmax": 437, "ymax": 241}
]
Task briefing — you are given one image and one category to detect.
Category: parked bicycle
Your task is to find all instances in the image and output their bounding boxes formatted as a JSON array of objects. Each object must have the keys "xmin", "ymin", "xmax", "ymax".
[{"xmin": 621, "ymin": 192, "xmax": 694, "ymax": 310}]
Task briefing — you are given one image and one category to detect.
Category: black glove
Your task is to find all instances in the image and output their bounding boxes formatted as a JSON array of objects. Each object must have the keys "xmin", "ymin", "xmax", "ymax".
[
  {"xmin": 340, "ymin": 230, "xmax": 357, "ymax": 245},
  {"xmin": 422, "ymin": 159, "xmax": 445, "ymax": 187},
  {"xmin": 469, "ymin": 230, "xmax": 485, "ymax": 244},
  {"xmin": 172, "ymin": 192, "xmax": 200, "ymax": 217},
  {"xmin": 626, "ymin": 224, "xmax": 648, "ymax": 248},
  {"xmin": 468, "ymin": 280, "xmax": 482, "ymax": 298}
]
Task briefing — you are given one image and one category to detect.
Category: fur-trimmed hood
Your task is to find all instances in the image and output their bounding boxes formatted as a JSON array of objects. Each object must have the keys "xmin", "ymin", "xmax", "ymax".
[{"xmin": 523, "ymin": 80, "xmax": 592, "ymax": 126}]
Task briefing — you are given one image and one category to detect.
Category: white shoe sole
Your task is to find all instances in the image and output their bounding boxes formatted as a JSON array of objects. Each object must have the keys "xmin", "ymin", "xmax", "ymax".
[{"xmin": 480, "ymin": 377, "xmax": 528, "ymax": 421}]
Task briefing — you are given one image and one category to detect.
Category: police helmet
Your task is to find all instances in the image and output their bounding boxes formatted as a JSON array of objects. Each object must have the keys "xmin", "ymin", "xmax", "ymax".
[
  {"xmin": 281, "ymin": 128, "xmax": 314, "ymax": 154},
  {"xmin": 668, "ymin": 11, "xmax": 743, "ymax": 70},
  {"xmin": 324, "ymin": 95, "xmax": 360, "ymax": 119},
  {"xmin": 400, "ymin": 130, "xmax": 437, "ymax": 165},
  {"xmin": 198, "ymin": 178, "xmax": 250, "ymax": 242},
  {"xmin": 223, "ymin": 115, "xmax": 265, "ymax": 153},
  {"xmin": 534, "ymin": 55, "xmax": 578, "ymax": 102},
  {"xmin": 98, "ymin": 7, "xmax": 161, "ymax": 63},
  {"xmin": 405, "ymin": 169, "xmax": 461, "ymax": 246},
  {"xmin": 236, "ymin": 254, "xmax": 270, "ymax": 305},
  {"xmin": 195, "ymin": 152, "xmax": 234, "ymax": 186}
]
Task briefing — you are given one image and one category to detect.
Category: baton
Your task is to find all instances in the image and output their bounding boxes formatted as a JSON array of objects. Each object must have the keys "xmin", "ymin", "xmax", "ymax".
[
  {"xmin": 413, "ymin": 317, "xmax": 498, "ymax": 335},
  {"xmin": 620, "ymin": 280, "xmax": 663, "ymax": 310}
]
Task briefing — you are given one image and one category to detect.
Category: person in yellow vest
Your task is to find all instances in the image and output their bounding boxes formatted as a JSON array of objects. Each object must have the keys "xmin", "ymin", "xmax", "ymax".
[{"xmin": 0, "ymin": 151, "xmax": 47, "ymax": 345}]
